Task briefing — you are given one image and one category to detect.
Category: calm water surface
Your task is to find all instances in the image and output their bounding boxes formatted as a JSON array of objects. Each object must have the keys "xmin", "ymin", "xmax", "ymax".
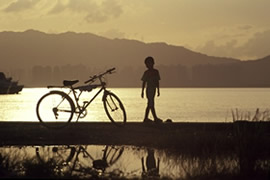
[
  {"xmin": 0, "ymin": 88, "xmax": 270, "ymax": 122},
  {"xmin": 0, "ymin": 145, "xmax": 197, "ymax": 179}
]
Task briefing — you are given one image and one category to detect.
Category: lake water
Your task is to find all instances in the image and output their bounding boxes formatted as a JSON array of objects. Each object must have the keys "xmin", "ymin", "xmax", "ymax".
[
  {"xmin": 1, "ymin": 144, "xmax": 235, "ymax": 179},
  {"xmin": 0, "ymin": 88, "xmax": 270, "ymax": 122},
  {"xmin": 0, "ymin": 145, "xmax": 184, "ymax": 179}
]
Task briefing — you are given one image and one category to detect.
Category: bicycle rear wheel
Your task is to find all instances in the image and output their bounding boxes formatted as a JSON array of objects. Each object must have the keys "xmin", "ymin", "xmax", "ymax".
[
  {"xmin": 36, "ymin": 91, "xmax": 75, "ymax": 129},
  {"xmin": 103, "ymin": 92, "xmax": 126, "ymax": 126}
]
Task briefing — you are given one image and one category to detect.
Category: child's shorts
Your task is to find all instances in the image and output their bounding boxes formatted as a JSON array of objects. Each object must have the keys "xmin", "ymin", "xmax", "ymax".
[{"xmin": 146, "ymin": 88, "xmax": 156, "ymax": 107}]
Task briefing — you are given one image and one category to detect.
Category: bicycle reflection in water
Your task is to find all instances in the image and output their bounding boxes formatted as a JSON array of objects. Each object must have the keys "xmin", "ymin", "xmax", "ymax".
[{"xmin": 35, "ymin": 145, "xmax": 124, "ymax": 178}]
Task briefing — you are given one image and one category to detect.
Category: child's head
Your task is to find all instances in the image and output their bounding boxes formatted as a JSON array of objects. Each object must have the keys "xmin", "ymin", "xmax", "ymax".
[{"xmin": 144, "ymin": 56, "xmax": 154, "ymax": 69}]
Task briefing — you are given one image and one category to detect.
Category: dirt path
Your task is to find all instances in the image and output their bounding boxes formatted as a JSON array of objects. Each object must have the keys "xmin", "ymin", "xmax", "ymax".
[{"xmin": 0, "ymin": 121, "xmax": 234, "ymax": 146}]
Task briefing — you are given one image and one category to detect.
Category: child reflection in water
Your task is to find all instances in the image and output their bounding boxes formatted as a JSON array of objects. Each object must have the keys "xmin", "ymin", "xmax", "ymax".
[{"xmin": 141, "ymin": 148, "xmax": 160, "ymax": 178}]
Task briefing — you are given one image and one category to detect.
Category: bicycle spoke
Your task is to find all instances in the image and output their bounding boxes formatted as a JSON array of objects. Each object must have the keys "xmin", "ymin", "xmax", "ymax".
[
  {"xmin": 104, "ymin": 146, "xmax": 124, "ymax": 165},
  {"xmin": 103, "ymin": 92, "xmax": 126, "ymax": 126},
  {"xmin": 108, "ymin": 95, "xmax": 118, "ymax": 111},
  {"xmin": 36, "ymin": 91, "xmax": 75, "ymax": 128}
]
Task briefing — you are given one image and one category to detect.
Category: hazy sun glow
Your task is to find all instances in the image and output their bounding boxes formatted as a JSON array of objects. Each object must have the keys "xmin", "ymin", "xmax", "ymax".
[{"xmin": 0, "ymin": 0, "xmax": 270, "ymax": 59}]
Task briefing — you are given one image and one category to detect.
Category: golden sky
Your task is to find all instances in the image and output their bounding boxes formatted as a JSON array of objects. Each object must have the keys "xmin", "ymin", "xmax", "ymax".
[{"xmin": 0, "ymin": 0, "xmax": 270, "ymax": 60}]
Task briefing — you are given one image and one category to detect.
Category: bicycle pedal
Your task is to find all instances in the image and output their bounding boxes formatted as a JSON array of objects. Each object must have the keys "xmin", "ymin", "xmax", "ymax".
[{"xmin": 83, "ymin": 101, "xmax": 88, "ymax": 104}]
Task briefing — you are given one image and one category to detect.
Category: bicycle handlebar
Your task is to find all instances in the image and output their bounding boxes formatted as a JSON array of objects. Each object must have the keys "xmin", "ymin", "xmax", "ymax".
[{"xmin": 84, "ymin": 67, "xmax": 116, "ymax": 84}]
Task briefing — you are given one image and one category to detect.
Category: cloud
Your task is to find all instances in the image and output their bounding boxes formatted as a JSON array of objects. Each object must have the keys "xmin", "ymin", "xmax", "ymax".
[
  {"xmin": 197, "ymin": 40, "xmax": 239, "ymax": 58},
  {"xmin": 196, "ymin": 29, "xmax": 270, "ymax": 60},
  {"xmin": 99, "ymin": 29, "xmax": 126, "ymax": 39},
  {"xmin": 238, "ymin": 24, "xmax": 253, "ymax": 31},
  {"xmin": 101, "ymin": 0, "xmax": 122, "ymax": 18},
  {"xmin": 239, "ymin": 30, "xmax": 270, "ymax": 58},
  {"xmin": 3, "ymin": 0, "xmax": 41, "ymax": 12},
  {"xmin": 84, "ymin": 11, "xmax": 108, "ymax": 23},
  {"xmin": 48, "ymin": 0, "xmax": 66, "ymax": 14},
  {"xmin": 49, "ymin": 0, "xmax": 123, "ymax": 23},
  {"xmin": 49, "ymin": 0, "xmax": 94, "ymax": 14},
  {"xmin": 1, "ymin": 0, "xmax": 123, "ymax": 23}
]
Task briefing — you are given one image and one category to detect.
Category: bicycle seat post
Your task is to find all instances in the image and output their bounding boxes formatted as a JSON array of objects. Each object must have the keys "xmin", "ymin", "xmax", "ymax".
[{"xmin": 83, "ymin": 101, "xmax": 88, "ymax": 108}]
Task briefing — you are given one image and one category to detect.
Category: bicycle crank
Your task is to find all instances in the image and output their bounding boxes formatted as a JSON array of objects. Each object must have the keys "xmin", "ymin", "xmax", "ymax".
[{"xmin": 78, "ymin": 109, "xmax": 88, "ymax": 118}]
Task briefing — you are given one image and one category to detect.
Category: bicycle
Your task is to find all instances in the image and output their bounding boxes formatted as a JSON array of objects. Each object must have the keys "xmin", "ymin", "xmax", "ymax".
[
  {"xmin": 69, "ymin": 145, "xmax": 124, "ymax": 176},
  {"xmin": 36, "ymin": 68, "xmax": 126, "ymax": 129},
  {"xmin": 35, "ymin": 145, "xmax": 124, "ymax": 178}
]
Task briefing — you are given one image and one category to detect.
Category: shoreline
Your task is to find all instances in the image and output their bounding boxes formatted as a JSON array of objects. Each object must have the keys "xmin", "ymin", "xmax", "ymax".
[{"xmin": 1, "ymin": 121, "xmax": 270, "ymax": 147}]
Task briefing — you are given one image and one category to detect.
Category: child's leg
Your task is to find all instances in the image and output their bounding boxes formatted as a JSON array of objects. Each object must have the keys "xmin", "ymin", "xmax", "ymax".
[
  {"xmin": 144, "ymin": 106, "xmax": 150, "ymax": 120},
  {"xmin": 145, "ymin": 88, "xmax": 156, "ymax": 120},
  {"xmin": 150, "ymin": 106, "xmax": 158, "ymax": 120},
  {"xmin": 149, "ymin": 98, "xmax": 162, "ymax": 122},
  {"xmin": 148, "ymin": 98, "xmax": 158, "ymax": 120}
]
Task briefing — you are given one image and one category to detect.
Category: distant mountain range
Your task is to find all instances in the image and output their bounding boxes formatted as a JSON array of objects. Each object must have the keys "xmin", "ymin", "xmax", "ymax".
[
  {"xmin": 1, "ymin": 30, "xmax": 270, "ymax": 87},
  {"xmin": 0, "ymin": 29, "xmax": 239, "ymax": 69}
]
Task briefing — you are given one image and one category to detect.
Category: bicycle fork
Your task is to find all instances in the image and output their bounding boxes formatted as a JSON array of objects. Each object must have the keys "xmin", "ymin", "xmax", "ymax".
[{"xmin": 103, "ymin": 91, "xmax": 118, "ymax": 112}]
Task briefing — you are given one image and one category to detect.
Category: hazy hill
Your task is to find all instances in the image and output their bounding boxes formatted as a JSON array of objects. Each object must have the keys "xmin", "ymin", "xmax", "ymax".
[
  {"xmin": 190, "ymin": 55, "xmax": 270, "ymax": 87},
  {"xmin": 1, "ymin": 30, "xmax": 270, "ymax": 87},
  {"xmin": 0, "ymin": 29, "xmax": 239, "ymax": 69},
  {"xmin": 239, "ymin": 55, "xmax": 270, "ymax": 86}
]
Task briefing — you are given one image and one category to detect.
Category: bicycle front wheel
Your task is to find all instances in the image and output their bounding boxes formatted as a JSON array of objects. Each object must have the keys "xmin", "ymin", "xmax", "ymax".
[
  {"xmin": 36, "ymin": 145, "xmax": 76, "ymax": 164},
  {"xmin": 103, "ymin": 92, "xmax": 126, "ymax": 126},
  {"xmin": 36, "ymin": 91, "xmax": 75, "ymax": 129},
  {"xmin": 103, "ymin": 145, "xmax": 124, "ymax": 165}
]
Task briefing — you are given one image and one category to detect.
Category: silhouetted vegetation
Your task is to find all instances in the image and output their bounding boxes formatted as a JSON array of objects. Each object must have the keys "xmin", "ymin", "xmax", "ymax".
[
  {"xmin": 157, "ymin": 109, "xmax": 270, "ymax": 180},
  {"xmin": 0, "ymin": 154, "xmax": 17, "ymax": 178}
]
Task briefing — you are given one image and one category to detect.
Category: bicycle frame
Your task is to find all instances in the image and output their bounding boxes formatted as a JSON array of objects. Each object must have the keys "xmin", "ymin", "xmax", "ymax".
[
  {"xmin": 61, "ymin": 76, "xmax": 111, "ymax": 121},
  {"xmin": 69, "ymin": 145, "xmax": 124, "ymax": 175}
]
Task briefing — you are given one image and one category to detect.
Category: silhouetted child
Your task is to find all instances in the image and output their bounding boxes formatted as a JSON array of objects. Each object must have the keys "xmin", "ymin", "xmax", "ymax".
[{"xmin": 141, "ymin": 56, "xmax": 162, "ymax": 123}]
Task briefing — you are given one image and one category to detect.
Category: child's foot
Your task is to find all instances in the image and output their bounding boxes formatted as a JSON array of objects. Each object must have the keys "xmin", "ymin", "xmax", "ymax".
[
  {"xmin": 154, "ymin": 118, "xmax": 163, "ymax": 123},
  {"xmin": 143, "ymin": 118, "xmax": 153, "ymax": 123}
]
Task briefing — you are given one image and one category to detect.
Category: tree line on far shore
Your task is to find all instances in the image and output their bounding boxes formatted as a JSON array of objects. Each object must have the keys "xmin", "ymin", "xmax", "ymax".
[{"xmin": 2, "ymin": 62, "xmax": 270, "ymax": 87}]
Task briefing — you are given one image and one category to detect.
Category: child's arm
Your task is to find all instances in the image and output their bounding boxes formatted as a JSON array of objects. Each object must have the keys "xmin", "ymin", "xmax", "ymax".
[
  {"xmin": 141, "ymin": 81, "xmax": 146, "ymax": 98},
  {"xmin": 157, "ymin": 81, "xmax": 160, "ymax": 97}
]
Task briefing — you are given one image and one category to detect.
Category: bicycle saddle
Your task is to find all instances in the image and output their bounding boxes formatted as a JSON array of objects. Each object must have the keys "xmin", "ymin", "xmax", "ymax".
[{"xmin": 63, "ymin": 80, "xmax": 79, "ymax": 86}]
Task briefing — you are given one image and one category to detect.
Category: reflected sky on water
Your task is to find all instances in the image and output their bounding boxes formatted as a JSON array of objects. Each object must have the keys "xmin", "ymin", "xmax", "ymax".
[
  {"xmin": 1, "ymin": 144, "xmax": 270, "ymax": 179},
  {"xmin": 1, "ymin": 88, "xmax": 270, "ymax": 122},
  {"xmin": 0, "ymin": 145, "xmax": 183, "ymax": 179}
]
